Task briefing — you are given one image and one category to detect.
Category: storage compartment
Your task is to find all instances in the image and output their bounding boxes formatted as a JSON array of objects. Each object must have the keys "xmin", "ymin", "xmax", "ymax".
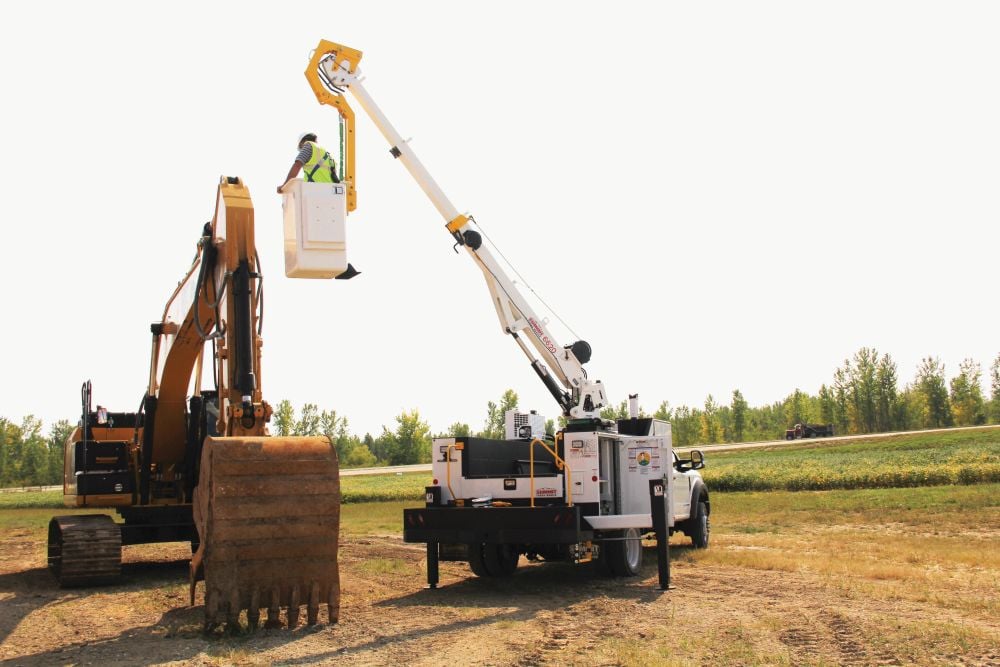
[
  {"xmin": 74, "ymin": 440, "xmax": 130, "ymax": 472},
  {"xmin": 281, "ymin": 179, "xmax": 349, "ymax": 278}
]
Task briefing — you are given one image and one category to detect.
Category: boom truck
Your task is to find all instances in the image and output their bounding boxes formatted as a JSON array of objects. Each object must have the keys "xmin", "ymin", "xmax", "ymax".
[
  {"xmin": 49, "ymin": 178, "xmax": 341, "ymax": 630},
  {"xmin": 300, "ymin": 40, "xmax": 710, "ymax": 585}
]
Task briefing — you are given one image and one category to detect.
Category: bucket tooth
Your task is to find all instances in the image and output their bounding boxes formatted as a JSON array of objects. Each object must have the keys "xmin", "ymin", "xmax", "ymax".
[
  {"xmin": 192, "ymin": 436, "xmax": 340, "ymax": 631},
  {"xmin": 288, "ymin": 585, "xmax": 301, "ymax": 628},
  {"xmin": 227, "ymin": 588, "xmax": 241, "ymax": 630},
  {"xmin": 204, "ymin": 588, "xmax": 221, "ymax": 633},
  {"xmin": 328, "ymin": 584, "xmax": 340, "ymax": 624},
  {"xmin": 307, "ymin": 582, "xmax": 320, "ymax": 625},
  {"xmin": 248, "ymin": 588, "xmax": 261, "ymax": 630},
  {"xmin": 266, "ymin": 588, "xmax": 282, "ymax": 629}
]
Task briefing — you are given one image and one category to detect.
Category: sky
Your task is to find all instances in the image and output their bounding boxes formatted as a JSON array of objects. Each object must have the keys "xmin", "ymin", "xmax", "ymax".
[{"xmin": 1, "ymin": 2, "xmax": 998, "ymax": 436}]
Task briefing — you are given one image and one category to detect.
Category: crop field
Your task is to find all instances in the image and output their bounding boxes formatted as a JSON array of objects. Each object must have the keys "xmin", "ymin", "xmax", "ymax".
[{"xmin": 701, "ymin": 428, "xmax": 1000, "ymax": 491}]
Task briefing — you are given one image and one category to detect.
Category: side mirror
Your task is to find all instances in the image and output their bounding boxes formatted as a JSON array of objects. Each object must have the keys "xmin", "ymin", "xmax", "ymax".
[{"xmin": 689, "ymin": 449, "xmax": 705, "ymax": 470}]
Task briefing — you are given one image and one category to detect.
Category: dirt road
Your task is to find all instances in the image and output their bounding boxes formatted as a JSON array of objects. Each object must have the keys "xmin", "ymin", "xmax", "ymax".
[{"xmin": 2, "ymin": 520, "xmax": 998, "ymax": 666}]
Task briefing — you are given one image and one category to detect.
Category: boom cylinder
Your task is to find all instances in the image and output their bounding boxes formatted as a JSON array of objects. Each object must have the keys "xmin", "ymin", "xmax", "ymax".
[{"xmin": 231, "ymin": 260, "xmax": 256, "ymax": 402}]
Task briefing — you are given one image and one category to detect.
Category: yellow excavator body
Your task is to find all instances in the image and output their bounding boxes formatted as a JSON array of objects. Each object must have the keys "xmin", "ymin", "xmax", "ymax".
[{"xmin": 50, "ymin": 177, "xmax": 340, "ymax": 630}]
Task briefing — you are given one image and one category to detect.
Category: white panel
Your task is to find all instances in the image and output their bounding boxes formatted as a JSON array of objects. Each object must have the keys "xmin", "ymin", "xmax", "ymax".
[
  {"xmin": 583, "ymin": 513, "xmax": 653, "ymax": 530},
  {"xmin": 282, "ymin": 180, "xmax": 348, "ymax": 278}
]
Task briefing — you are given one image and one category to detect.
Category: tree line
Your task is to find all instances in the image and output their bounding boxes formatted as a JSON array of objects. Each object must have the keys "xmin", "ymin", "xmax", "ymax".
[{"xmin": 2, "ymin": 349, "xmax": 999, "ymax": 485}]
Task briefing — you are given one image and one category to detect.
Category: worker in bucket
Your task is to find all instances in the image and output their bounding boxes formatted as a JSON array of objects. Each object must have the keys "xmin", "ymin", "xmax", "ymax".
[
  {"xmin": 278, "ymin": 132, "xmax": 340, "ymax": 192},
  {"xmin": 278, "ymin": 132, "xmax": 360, "ymax": 280}
]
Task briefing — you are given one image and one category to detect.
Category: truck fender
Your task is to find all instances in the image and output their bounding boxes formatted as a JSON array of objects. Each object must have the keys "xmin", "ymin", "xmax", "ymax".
[{"xmin": 689, "ymin": 479, "xmax": 710, "ymax": 516}]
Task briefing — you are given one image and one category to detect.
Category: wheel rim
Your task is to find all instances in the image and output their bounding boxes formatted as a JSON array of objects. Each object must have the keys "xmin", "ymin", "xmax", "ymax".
[{"xmin": 625, "ymin": 529, "xmax": 641, "ymax": 570}]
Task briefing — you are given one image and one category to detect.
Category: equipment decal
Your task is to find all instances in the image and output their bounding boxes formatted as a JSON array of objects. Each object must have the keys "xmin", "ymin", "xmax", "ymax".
[{"xmin": 627, "ymin": 446, "xmax": 661, "ymax": 475}]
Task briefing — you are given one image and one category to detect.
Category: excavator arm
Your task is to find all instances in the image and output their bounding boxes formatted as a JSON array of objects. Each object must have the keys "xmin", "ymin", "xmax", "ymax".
[
  {"xmin": 51, "ymin": 177, "xmax": 340, "ymax": 632},
  {"xmin": 304, "ymin": 40, "xmax": 608, "ymax": 420}
]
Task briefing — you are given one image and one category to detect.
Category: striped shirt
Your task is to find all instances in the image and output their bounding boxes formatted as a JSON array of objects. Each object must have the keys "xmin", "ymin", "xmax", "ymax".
[{"xmin": 295, "ymin": 144, "xmax": 315, "ymax": 164}]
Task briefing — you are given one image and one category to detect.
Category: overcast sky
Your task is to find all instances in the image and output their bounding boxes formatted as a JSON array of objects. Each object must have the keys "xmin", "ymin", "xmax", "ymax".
[{"xmin": 1, "ymin": 2, "xmax": 997, "ymax": 436}]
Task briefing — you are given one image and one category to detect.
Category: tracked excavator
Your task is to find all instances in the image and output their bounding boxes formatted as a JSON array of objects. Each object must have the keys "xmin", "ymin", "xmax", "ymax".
[{"xmin": 49, "ymin": 177, "xmax": 341, "ymax": 630}]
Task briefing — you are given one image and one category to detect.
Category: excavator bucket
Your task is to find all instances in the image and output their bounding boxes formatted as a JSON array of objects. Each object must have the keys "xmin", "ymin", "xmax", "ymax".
[{"xmin": 190, "ymin": 435, "xmax": 340, "ymax": 631}]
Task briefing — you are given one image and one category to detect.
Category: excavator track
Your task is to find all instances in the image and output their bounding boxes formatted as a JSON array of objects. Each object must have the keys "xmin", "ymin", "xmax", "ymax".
[
  {"xmin": 191, "ymin": 435, "xmax": 340, "ymax": 631},
  {"xmin": 48, "ymin": 514, "xmax": 122, "ymax": 587}
]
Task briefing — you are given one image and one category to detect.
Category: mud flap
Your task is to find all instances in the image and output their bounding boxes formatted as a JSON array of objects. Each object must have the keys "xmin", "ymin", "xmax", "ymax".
[{"xmin": 191, "ymin": 436, "xmax": 340, "ymax": 630}]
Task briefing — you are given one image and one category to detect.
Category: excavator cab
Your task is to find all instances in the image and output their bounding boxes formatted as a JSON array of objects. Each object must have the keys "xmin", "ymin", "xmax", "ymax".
[{"xmin": 48, "ymin": 177, "xmax": 341, "ymax": 631}]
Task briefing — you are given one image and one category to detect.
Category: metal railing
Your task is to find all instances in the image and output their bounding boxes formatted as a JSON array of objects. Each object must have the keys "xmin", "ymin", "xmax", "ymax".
[{"xmin": 529, "ymin": 433, "xmax": 572, "ymax": 508}]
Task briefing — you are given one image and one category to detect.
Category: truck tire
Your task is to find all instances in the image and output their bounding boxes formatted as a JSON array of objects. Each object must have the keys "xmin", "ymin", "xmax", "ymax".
[
  {"xmin": 467, "ymin": 542, "xmax": 490, "ymax": 577},
  {"xmin": 599, "ymin": 528, "xmax": 643, "ymax": 577},
  {"xmin": 483, "ymin": 544, "xmax": 519, "ymax": 577},
  {"xmin": 689, "ymin": 500, "xmax": 710, "ymax": 549}
]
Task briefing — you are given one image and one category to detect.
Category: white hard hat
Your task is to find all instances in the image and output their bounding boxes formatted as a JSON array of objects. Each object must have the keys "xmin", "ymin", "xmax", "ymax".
[{"xmin": 298, "ymin": 132, "xmax": 317, "ymax": 146}]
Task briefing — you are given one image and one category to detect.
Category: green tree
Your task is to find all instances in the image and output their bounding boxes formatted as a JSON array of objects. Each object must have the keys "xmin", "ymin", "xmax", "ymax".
[
  {"xmin": 730, "ymin": 390, "xmax": 747, "ymax": 442},
  {"xmin": 653, "ymin": 401, "xmax": 672, "ymax": 422},
  {"xmin": 47, "ymin": 419, "xmax": 73, "ymax": 485},
  {"xmin": 600, "ymin": 400, "xmax": 630, "ymax": 421},
  {"xmin": 446, "ymin": 422, "xmax": 471, "ymax": 437},
  {"xmin": 950, "ymin": 358, "xmax": 986, "ymax": 426},
  {"xmin": 832, "ymin": 365, "xmax": 852, "ymax": 434},
  {"xmin": 295, "ymin": 403, "xmax": 321, "ymax": 436},
  {"xmin": 671, "ymin": 405, "xmax": 697, "ymax": 447},
  {"xmin": 847, "ymin": 348, "xmax": 879, "ymax": 433},
  {"xmin": 783, "ymin": 389, "xmax": 810, "ymax": 428},
  {"xmin": 915, "ymin": 357, "xmax": 952, "ymax": 428},
  {"xmin": 0, "ymin": 418, "xmax": 13, "ymax": 485},
  {"xmin": 875, "ymin": 353, "xmax": 899, "ymax": 432},
  {"xmin": 481, "ymin": 389, "xmax": 518, "ymax": 439},
  {"xmin": 19, "ymin": 416, "xmax": 47, "ymax": 486},
  {"xmin": 381, "ymin": 410, "xmax": 432, "ymax": 465},
  {"xmin": 817, "ymin": 384, "xmax": 836, "ymax": 426},
  {"xmin": 990, "ymin": 354, "xmax": 1000, "ymax": 424},
  {"xmin": 894, "ymin": 384, "xmax": 924, "ymax": 431},
  {"xmin": 699, "ymin": 395, "xmax": 720, "ymax": 444},
  {"xmin": 273, "ymin": 400, "xmax": 295, "ymax": 436}
]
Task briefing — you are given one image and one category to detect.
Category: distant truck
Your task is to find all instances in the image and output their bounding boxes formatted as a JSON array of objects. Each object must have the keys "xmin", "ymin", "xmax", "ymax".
[{"xmin": 785, "ymin": 423, "xmax": 835, "ymax": 440}]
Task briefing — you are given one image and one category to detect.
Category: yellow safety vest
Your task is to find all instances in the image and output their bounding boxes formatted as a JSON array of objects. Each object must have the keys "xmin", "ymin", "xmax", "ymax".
[{"xmin": 302, "ymin": 141, "xmax": 338, "ymax": 183}]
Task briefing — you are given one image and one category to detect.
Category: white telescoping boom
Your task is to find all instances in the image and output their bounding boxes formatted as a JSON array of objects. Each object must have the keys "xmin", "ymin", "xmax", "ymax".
[{"xmin": 305, "ymin": 41, "xmax": 607, "ymax": 420}]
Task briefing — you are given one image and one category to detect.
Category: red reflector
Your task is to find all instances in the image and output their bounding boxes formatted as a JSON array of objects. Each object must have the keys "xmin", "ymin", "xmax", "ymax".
[
  {"xmin": 433, "ymin": 479, "xmax": 438, "ymax": 485},
  {"xmin": 591, "ymin": 475, "xmax": 598, "ymax": 482}
]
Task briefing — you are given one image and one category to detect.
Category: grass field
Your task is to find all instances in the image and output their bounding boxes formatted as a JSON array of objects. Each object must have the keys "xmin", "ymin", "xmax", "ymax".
[
  {"xmin": 0, "ymin": 471, "xmax": 432, "ymax": 510},
  {"xmin": 2, "ymin": 483, "xmax": 998, "ymax": 664},
  {"xmin": 5, "ymin": 429, "xmax": 998, "ymax": 512}
]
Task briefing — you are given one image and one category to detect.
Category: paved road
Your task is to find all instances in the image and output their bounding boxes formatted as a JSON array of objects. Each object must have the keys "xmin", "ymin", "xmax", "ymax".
[
  {"xmin": 678, "ymin": 423, "xmax": 1000, "ymax": 454},
  {"xmin": 340, "ymin": 423, "xmax": 1000, "ymax": 475}
]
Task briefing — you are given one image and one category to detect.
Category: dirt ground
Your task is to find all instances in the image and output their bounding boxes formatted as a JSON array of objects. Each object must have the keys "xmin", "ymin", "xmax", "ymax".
[{"xmin": 2, "ymin": 516, "xmax": 999, "ymax": 667}]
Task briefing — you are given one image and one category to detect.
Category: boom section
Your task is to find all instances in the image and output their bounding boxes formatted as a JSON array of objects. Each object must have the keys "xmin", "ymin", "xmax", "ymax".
[{"xmin": 306, "ymin": 41, "xmax": 607, "ymax": 418}]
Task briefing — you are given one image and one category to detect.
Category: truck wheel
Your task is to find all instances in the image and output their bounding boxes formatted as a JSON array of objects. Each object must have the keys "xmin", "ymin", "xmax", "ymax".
[
  {"xmin": 467, "ymin": 542, "xmax": 490, "ymax": 577},
  {"xmin": 689, "ymin": 500, "xmax": 710, "ymax": 549},
  {"xmin": 600, "ymin": 528, "xmax": 643, "ymax": 577},
  {"xmin": 483, "ymin": 544, "xmax": 519, "ymax": 577}
]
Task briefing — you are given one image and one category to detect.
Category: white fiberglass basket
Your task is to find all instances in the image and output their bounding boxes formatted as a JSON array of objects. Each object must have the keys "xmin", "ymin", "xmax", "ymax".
[{"xmin": 282, "ymin": 179, "xmax": 348, "ymax": 278}]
